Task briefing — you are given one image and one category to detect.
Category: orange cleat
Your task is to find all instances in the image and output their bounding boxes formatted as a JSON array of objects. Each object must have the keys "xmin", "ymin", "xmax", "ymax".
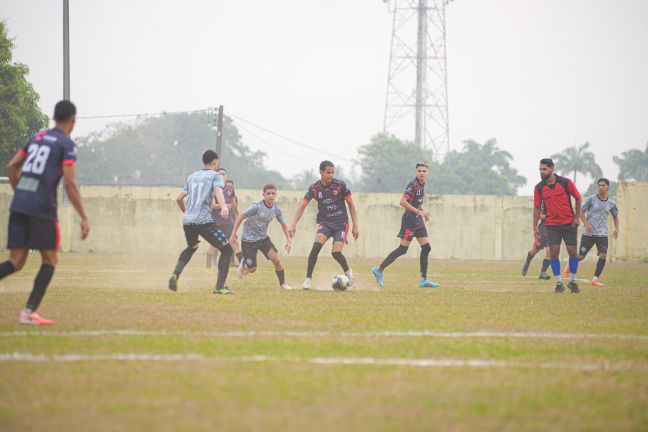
[
  {"xmin": 591, "ymin": 279, "xmax": 605, "ymax": 286},
  {"xmin": 563, "ymin": 265, "xmax": 570, "ymax": 278},
  {"xmin": 19, "ymin": 310, "xmax": 55, "ymax": 326}
]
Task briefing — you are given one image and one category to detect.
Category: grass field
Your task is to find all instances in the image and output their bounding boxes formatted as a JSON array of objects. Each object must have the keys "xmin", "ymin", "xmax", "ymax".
[{"xmin": 1, "ymin": 252, "xmax": 647, "ymax": 431}]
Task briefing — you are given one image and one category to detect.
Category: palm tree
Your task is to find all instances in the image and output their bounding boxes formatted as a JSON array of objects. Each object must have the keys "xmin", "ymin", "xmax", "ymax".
[
  {"xmin": 613, "ymin": 142, "xmax": 648, "ymax": 182},
  {"xmin": 551, "ymin": 142, "xmax": 603, "ymax": 184}
]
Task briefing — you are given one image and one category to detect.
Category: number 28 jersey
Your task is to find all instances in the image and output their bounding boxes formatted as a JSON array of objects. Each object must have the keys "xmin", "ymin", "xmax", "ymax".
[{"xmin": 10, "ymin": 128, "xmax": 78, "ymax": 221}]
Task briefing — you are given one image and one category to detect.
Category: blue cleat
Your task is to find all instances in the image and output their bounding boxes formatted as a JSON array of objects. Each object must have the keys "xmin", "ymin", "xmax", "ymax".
[
  {"xmin": 371, "ymin": 266, "xmax": 384, "ymax": 287},
  {"xmin": 419, "ymin": 278, "xmax": 440, "ymax": 288}
]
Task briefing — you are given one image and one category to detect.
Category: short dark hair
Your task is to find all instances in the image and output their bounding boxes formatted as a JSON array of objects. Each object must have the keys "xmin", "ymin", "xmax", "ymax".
[
  {"xmin": 53, "ymin": 100, "xmax": 76, "ymax": 122},
  {"xmin": 319, "ymin": 160, "xmax": 334, "ymax": 171},
  {"xmin": 597, "ymin": 177, "xmax": 610, "ymax": 186},
  {"xmin": 263, "ymin": 184, "xmax": 277, "ymax": 192},
  {"xmin": 202, "ymin": 150, "xmax": 219, "ymax": 164},
  {"xmin": 539, "ymin": 158, "xmax": 554, "ymax": 167},
  {"xmin": 416, "ymin": 161, "xmax": 428, "ymax": 169},
  {"xmin": 225, "ymin": 180, "xmax": 234, "ymax": 185},
  {"xmin": 217, "ymin": 167, "xmax": 226, "ymax": 174}
]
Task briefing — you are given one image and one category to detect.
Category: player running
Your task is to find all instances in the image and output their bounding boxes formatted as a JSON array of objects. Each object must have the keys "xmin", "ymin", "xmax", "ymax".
[
  {"xmin": 0, "ymin": 100, "xmax": 90, "ymax": 325},
  {"xmin": 562, "ymin": 177, "xmax": 619, "ymax": 286},
  {"xmin": 533, "ymin": 158, "xmax": 582, "ymax": 293},
  {"xmin": 168, "ymin": 150, "xmax": 234, "ymax": 294},
  {"xmin": 371, "ymin": 162, "xmax": 440, "ymax": 288},
  {"xmin": 289, "ymin": 160, "xmax": 359, "ymax": 290},
  {"xmin": 521, "ymin": 203, "xmax": 551, "ymax": 279},
  {"xmin": 230, "ymin": 184, "xmax": 292, "ymax": 289}
]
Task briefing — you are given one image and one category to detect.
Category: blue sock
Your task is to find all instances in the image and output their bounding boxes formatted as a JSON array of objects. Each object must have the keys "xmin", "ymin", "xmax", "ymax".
[
  {"xmin": 550, "ymin": 258, "xmax": 561, "ymax": 280},
  {"xmin": 569, "ymin": 257, "xmax": 579, "ymax": 276}
]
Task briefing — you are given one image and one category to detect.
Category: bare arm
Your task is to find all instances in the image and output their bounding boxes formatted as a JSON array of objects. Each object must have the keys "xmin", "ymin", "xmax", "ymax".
[
  {"xmin": 533, "ymin": 206, "xmax": 541, "ymax": 238},
  {"xmin": 6, "ymin": 151, "xmax": 26, "ymax": 190},
  {"xmin": 62, "ymin": 165, "xmax": 90, "ymax": 240},
  {"xmin": 399, "ymin": 196, "xmax": 430, "ymax": 220},
  {"xmin": 612, "ymin": 216, "xmax": 619, "ymax": 239},
  {"xmin": 229, "ymin": 213, "xmax": 245, "ymax": 244},
  {"xmin": 572, "ymin": 197, "xmax": 582, "ymax": 226},
  {"xmin": 580, "ymin": 207, "xmax": 593, "ymax": 233},
  {"xmin": 289, "ymin": 201, "xmax": 309, "ymax": 238},
  {"xmin": 281, "ymin": 223, "xmax": 292, "ymax": 253},
  {"xmin": 176, "ymin": 191, "xmax": 187, "ymax": 213},
  {"xmin": 346, "ymin": 196, "xmax": 360, "ymax": 240}
]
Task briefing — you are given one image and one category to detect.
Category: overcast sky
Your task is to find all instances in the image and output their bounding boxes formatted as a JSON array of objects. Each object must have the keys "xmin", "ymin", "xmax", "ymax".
[{"xmin": 3, "ymin": 0, "xmax": 647, "ymax": 194}]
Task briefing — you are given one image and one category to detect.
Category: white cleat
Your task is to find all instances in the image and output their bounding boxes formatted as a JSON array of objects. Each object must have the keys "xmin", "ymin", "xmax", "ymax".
[
  {"xmin": 236, "ymin": 259, "xmax": 245, "ymax": 279},
  {"xmin": 345, "ymin": 269, "xmax": 354, "ymax": 288},
  {"xmin": 280, "ymin": 283, "xmax": 293, "ymax": 290},
  {"xmin": 302, "ymin": 278, "xmax": 312, "ymax": 290}
]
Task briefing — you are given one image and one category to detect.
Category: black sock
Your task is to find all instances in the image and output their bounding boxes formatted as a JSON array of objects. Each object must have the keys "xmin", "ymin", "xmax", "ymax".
[
  {"xmin": 26, "ymin": 264, "xmax": 55, "ymax": 311},
  {"xmin": 216, "ymin": 245, "xmax": 233, "ymax": 288},
  {"xmin": 276, "ymin": 269, "xmax": 285, "ymax": 286},
  {"xmin": 541, "ymin": 259, "xmax": 551, "ymax": 273},
  {"xmin": 525, "ymin": 252, "xmax": 533, "ymax": 265},
  {"xmin": 307, "ymin": 243, "xmax": 323, "ymax": 278},
  {"xmin": 174, "ymin": 247, "xmax": 197, "ymax": 277},
  {"xmin": 0, "ymin": 261, "xmax": 16, "ymax": 281},
  {"xmin": 594, "ymin": 258, "xmax": 606, "ymax": 277},
  {"xmin": 420, "ymin": 243, "xmax": 431, "ymax": 279},
  {"xmin": 380, "ymin": 245, "xmax": 408, "ymax": 271},
  {"xmin": 331, "ymin": 252, "xmax": 349, "ymax": 272}
]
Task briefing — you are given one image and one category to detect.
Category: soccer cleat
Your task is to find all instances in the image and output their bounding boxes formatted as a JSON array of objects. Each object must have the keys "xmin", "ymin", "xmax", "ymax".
[
  {"xmin": 205, "ymin": 267, "xmax": 216, "ymax": 275},
  {"xmin": 302, "ymin": 278, "xmax": 312, "ymax": 290},
  {"xmin": 563, "ymin": 265, "xmax": 570, "ymax": 278},
  {"xmin": 568, "ymin": 281, "xmax": 580, "ymax": 293},
  {"xmin": 345, "ymin": 269, "xmax": 354, "ymax": 287},
  {"xmin": 419, "ymin": 278, "xmax": 440, "ymax": 288},
  {"xmin": 538, "ymin": 272, "xmax": 551, "ymax": 280},
  {"xmin": 214, "ymin": 286, "xmax": 235, "ymax": 295},
  {"xmin": 236, "ymin": 259, "xmax": 245, "ymax": 279},
  {"xmin": 591, "ymin": 279, "xmax": 605, "ymax": 286},
  {"xmin": 168, "ymin": 274, "xmax": 178, "ymax": 292},
  {"xmin": 280, "ymin": 283, "xmax": 292, "ymax": 290},
  {"xmin": 555, "ymin": 281, "xmax": 565, "ymax": 293},
  {"xmin": 521, "ymin": 260, "xmax": 530, "ymax": 276},
  {"xmin": 19, "ymin": 310, "xmax": 55, "ymax": 326},
  {"xmin": 371, "ymin": 267, "xmax": 384, "ymax": 287}
]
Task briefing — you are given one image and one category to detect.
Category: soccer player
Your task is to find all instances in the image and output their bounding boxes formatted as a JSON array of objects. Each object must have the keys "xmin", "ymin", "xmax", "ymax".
[
  {"xmin": 521, "ymin": 203, "xmax": 551, "ymax": 279},
  {"xmin": 0, "ymin": 100, "xmax": 90, "ymax": 325},
  {"xmin": 533, "ymin": 158, "xmax": 582, "ymax": 293},
  {"xmin": 289, "ymin": 160, "xmax": 359, "ymax": 290},
  {"xmin": 168, "ymin": 150, "xmax": 234, "ymax": 294},
  {"xmin": 205, "ymin": 169, "xmax": 243, "ymax": 273},
  {"xmin": 371, "ymin": 162, "xmax": 440, "ymax": 288},
  {"xmin": 229, "ymin": 184, "xmax": 292, "ymax": 289},
  {"xmin": 563, "ymin": 178, "xmax": 619, "ymax": 286}
]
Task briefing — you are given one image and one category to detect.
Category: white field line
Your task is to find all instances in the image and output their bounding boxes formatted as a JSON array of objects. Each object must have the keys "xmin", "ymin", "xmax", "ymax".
[
  {"xmin": 1, "ymin": 329, "xmax": 647, "ymax": 340},
  {"xmin": 0, "ymin": 352, "xmax": 639, "ymax": 371}
]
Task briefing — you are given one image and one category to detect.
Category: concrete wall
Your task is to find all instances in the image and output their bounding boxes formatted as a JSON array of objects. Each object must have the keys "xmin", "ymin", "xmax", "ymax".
[{"xmin": 1, "ymin": 183, "xmax": 646, "ymax": 262}]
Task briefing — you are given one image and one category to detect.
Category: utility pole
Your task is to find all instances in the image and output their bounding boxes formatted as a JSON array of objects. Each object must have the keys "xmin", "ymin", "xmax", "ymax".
[
  {"xmin": 383, "ymin": 0, "xmax": 450, "ymax": 156},
  {"xmin": 63, "ymin": 0, "xmax": 70, "ymax": 99},
  {"xmin": 215, "ymin": 105, "xmax": 224, "ymax": 159}
]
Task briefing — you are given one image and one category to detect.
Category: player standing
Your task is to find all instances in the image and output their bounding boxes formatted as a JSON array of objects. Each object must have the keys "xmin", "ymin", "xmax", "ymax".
[
  {"xmin": 289, "ymin": 160, "xmax": 359, "ymax": 290},
  {"xmin": 0, "ymin": 100, "xmax": 90, "ymax": 325},
  {"xmin": 371, "ymin": 162, "xmax": 440, "ymax": 288},
  {"xmin": 521, "ymin": 203, "xmax": 551, "ymax": 279},
  {"xmin": 533, "ymin": 158, "xmax": 582, "ymax": 293},
  {"xmin": 168, "ymin": 150, "xmax": 234, "ymax": 294},
  {"xmin": 230, "ymin": 184, "xmax": 292, "ymax": 289},
  {"xmin": 563, "ymin": 178, "xmax": 619, "ymax": 286}
]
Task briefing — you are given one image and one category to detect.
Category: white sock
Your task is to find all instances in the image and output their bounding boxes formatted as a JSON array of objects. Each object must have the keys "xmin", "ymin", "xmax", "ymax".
[
  {"xmin": 569, "ymin": 273, "xmax": 576, "ymax": 281},
  {"xmin": 555, "ymin": 275, "xmax": 562, "ymax": 282}
]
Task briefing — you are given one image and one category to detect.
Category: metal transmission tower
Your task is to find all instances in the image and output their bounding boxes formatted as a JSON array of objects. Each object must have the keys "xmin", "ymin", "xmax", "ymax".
[{"xmin": 383, "ymin": 0, "xmax": 450, "ymax": 155}]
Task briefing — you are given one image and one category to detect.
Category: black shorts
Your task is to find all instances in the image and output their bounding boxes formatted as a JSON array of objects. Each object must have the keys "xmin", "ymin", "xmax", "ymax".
[
  {"xmin": 316, "ymin": 222, "xmax": 348, "ymax": 243},
  {"xmin": 183, "ymin": 223, "xmax": 229, "ymax": 249},
  {"xmin": 397, "ymin": 222, "xmax": 428, "ymax": 242},
  {"xmin": 532, "ymin": 224, "xmax": 548, "ymax": 250},
  {"xmin": 241, "ymin": 237, "xmax": 277, "ymax": 268},
  {"xmin": 213, "ymin": 215, "xmax": 235, "ymax": 237},
  {"xmin": 545, "ymin": 224, "xmax": 578, "ymax": 247},
  {"xmin": 7, "ymin": 212, "xmax": 59, "ymax": 251},
  {"xmin": 579, "ymin": 235, "xmax": 608, "ymax": 256}
]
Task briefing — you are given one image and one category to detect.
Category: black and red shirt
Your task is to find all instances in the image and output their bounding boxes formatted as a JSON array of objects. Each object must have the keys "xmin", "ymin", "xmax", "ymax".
[
  {"xmin": 304, "ymin": 178, "xmax": 351, "ymax": 225},
  {"xmin": 402, "ymin": 178, "xmax": 425, "ymax": 226},
  {"xmin": 534, "ymin": 175, "xmax": 580, "ymax": 226}
]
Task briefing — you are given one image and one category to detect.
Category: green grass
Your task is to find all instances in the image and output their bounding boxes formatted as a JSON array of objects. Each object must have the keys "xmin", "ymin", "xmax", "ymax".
[{"xmin": 1, "ymin": 253, "xmax": 648, "ymax": 431}]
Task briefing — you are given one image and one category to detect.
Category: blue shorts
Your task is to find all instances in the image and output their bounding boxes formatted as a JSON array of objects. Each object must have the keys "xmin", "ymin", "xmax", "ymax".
[
  {"xmin": 316, "ymin": 222, "xmax": 349, "ymax": 243},
  {"xmin": 397, "ymin": 222, "xmax": 428, "ymax": 242}
]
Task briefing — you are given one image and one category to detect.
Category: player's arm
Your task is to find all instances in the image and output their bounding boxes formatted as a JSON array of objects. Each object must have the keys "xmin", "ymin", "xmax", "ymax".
[
  {"xmin": 214, "ymin": 187, "xmax": 229, "ymax": 220},
  {"xmin": 399, "ymin": 196, "xmax": 430, "ymax": 220},
  {"xmin": 229, "ymin": 213, "xmax": 246, "ymax": 244},
  {"xmin": 211, "ymin": 197, "xmax": 219, "ymax": 211},
  {"xmin": 612, "ymin": 215, "xmax": 619, "ymax": 239},
  {"xmin": 572, "ymin": 196, "xmax": 582, "ymax": 227},
  {"xmin": 280, "ymin": 223, "xmax": 292, "ymax": 254},
  {"xmin": 176, "ymin": 191, "xmax": 187, "ymax": 212},
  {"xmin": 5, "ymin": 151, "xmax": 27, "ymax": 191},
  {"xmin": 567, "ymin": 180, "xmax": 581, "ymax": 227},
  {"xmin": 533, "ymin": 206, "xmax": 541, "ymax": 239},
  {"xmin": 289, "ymin": 200, "xmax": 309, "ymax": 238},
  {"xmin": 345, "ymin": 195, "xmax": 360, "ymax": 240},
  {"xmin": 62, "ymin": 165, "xmax": 90, "ymax": 240}
]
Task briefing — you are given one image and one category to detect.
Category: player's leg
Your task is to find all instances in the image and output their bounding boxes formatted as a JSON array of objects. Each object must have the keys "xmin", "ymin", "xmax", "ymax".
[
  {"xmin": 20, "ymin": 249, "xmax": 58, "ymax": 325},
  {"xmin": 592, "ymin": 237, "xmax": 608, "ymax": 285},
  {"xmin": 331, "ymin": 224, "xmax": 353, "ymax": 286},
  {"xmin": 202, "ymin": 224, "xmax": 234, "ymax": 294},
  {"xmin": 304, "ymin": 225, "xmax": 330, "ymax": 290},
  {"xmin": 538, "ymin": 247, "xmax": 551, "ymax": 279},
  {"xmin": 417, "ymin": 236, "xmax": 439, "ymax": 288},
  {"xmin": 522, "ymin": 236, "xmax": 542, "ymax": 276},
  {"xmin": 546, "ymin": 226, "xmax": 564, "ymax": 292},
  {"xmin": 169, "ymin": 226, "xmax": 200, "ymax": 291},
  {"xmin": 206, "ymin": 245, "xmax": 218, "ymax": 274},
  {"xmin": 265, "ymin": 241, "xmax": 290, "ymax": 289},
  {"xmin": 239, "ymin": 240, "xmax": 259, "ymax": 278},
  {"xmin": 564, "ymin": 226, "xmax": 580, "ymax": 293},
  {"xmin": 0, "ymin": 248, "xmax": 28, "ymax": 280},
  {"xmin": 372, "ymin": 224, "xmax": 414, "ymax": 287},
  {"xmin": 1, "ymin": 212, "xmax": 31, "ymax": 281}
]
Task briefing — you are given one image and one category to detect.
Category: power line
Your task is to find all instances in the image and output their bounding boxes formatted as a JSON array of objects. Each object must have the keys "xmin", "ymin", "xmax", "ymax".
[
  {"xmin": 236, "ymin": 123, "xmax": 313, "ymax": 166},
  {"xmin": 77, "ymin": 108, "xmax": 210, "ymax": 120}
]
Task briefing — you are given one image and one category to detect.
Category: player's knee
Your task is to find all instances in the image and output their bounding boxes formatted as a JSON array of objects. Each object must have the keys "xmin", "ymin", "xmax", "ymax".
[
  {"xmin": 309, "ymin": 242, "xmax": 323, "ymax": 255},
  {"xmin": 331, "ymin": 251, "xmax": 344, "ymax": 259},
  {"xmin": 599, "ymin": 253, "xmax": 607, "ymax": 261},
  {"xmin": 420, "ymin": 243, "xmax": 431, "ymax": 253},
  {"xmin": 248, "ymin": 267, "xmax": 257, "ymax": 273},
  {"xmin": 10, "ymin": 258, "xmax": 25, "ymax": 271},
  {"xmin": 190, "ymin": 243, "xmax": 200, "ymax": 250}
]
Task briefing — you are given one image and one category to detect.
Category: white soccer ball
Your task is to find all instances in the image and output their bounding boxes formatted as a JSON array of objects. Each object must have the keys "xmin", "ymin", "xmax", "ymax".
[{"xmin": 331, "ymin": 274, "xmax": 350, "ymax": 291}]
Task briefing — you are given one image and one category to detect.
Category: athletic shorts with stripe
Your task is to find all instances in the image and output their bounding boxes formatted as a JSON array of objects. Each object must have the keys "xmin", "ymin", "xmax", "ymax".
[
  {"xmin": 532, "ymin": 224, "xmax": 548, "ymax": 250},
  {"xmin": 316, "ymin": 222, "xmax": 348, "ymax": 243},
  {"xmin": 397, "ymin": 220, "xmax": 428, "ymax": 242},
  {"xmin": 241, "ymin": 237, "xmax": 277, "ymax": 268},
  {"xmin": 183, "ymin": 223, "xmax": 229, "ymax": 249},
  {"xmin": 7, "ymin": 212, "xmax": 60, "ymax": 250}
]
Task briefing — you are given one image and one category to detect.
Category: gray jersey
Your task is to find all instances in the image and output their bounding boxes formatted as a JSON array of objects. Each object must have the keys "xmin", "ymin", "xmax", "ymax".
[
  {"xmin": 581, "ymin": 194, "xmax": 619, "ymax": 237},
  {"xmin": 241, "ymin": 200, "xmax": 286, "ymax": 242},
  {"xmin": 181, "ymin": 169, "xmax": 225, "ymax": 225}
]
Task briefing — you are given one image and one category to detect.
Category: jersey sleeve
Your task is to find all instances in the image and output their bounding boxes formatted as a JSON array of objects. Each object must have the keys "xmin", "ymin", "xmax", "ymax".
[
  {"xmin": 275, "ymin": 206, "xmax": 286, "ymax": 225},
  {"xmin": 610, "ymin": 202, "xmax": 619, "ymax": 218},
  {"xmin": 61, "ymin": 137, "xmax": 78, "ymax": 167},
  {"xmin": 341, "ymin": 181, "xmax": 351, "ymax": 200},
  {"xmin": 213, "ymin": 172, "xmax": 225, "ymax": 190},
  {"xmin": 533, "ymin": 186, "xmax": 542, "ymax": 207},
  {"xmin": 304, "ymin": 185, "xmax": 314, "ymax": 203},
  {"xmin": 581, "ymin": 196, "xmax": 593, "ymax": 211},
  {"xmin": 181, "ymin": 177, "xmax": 190, "ymax": 194},
  {"xmin": 566, "ymin": 179, "xmax": 580, "ymax": 199},
  {"xmin": 243, "ymin": 203, "xmax": 259, "ymax": 218},
  {"xmin": 403, "ymin": 182, "xmax": 414, "ymax": 200}
]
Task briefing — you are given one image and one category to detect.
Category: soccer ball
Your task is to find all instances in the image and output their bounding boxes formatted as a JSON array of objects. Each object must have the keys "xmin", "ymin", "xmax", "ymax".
[{"xmin": 331, "ymin": 274, "xmax": 350, "ymax": 291}]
